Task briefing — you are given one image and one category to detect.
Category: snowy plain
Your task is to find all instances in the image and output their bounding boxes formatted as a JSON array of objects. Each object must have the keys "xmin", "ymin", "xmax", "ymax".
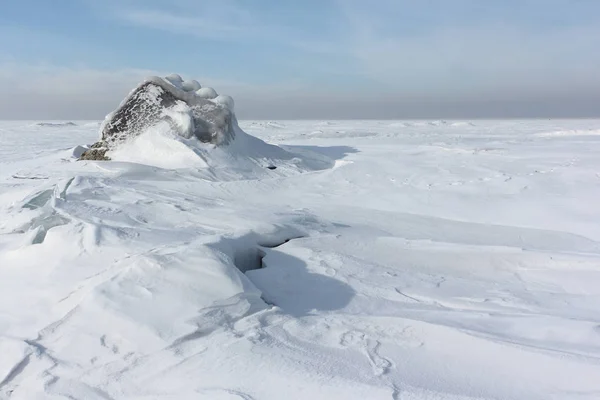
[{"xmin": 1, "ymin": 119, "xmax": 600, "ymax": 399}]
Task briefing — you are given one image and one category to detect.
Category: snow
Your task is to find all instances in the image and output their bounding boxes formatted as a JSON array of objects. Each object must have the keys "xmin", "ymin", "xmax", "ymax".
[
  {"xmin": 107, "ymin": 122, "xmax": 209, "ymax": 169},
  {"xmin": 160, "ymin": 101, "xmax": 196, "ymax": 139},
  {"xmin": 1, "ymin": 118, "xmax": 600, "ymax": 399}
]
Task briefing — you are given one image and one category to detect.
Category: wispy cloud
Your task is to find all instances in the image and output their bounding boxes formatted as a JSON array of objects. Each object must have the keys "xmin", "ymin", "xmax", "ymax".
[
  {"xmin": 105, "ymin": 0, "xmax": 344, "ymax": 55},
  {"xmin": 117, "ymin": 4, "xmax": 253, "ymax": 40},
  {"xmin": 333, "ymin": 1, "xmax": 600, "ymax": 96},
  {"xmin": 110, "ymin": 0, "xmax": 278, "ymax": 42},
  {"xmin": 105, "ymin": 0, "xmax": 600, "ymax": 97}
]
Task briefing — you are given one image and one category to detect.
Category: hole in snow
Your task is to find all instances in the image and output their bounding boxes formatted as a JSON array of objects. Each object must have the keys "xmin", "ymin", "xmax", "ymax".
[
  {"xmin": 258, "ymin": 236, "xmax": 305, "ymax": 249},
  {"xmin": 232, "ymin": 235, "xmax": 305, "ymax": 274},
  {"xmin": 231, "ymin": 235, "xmax": 305, "ymax": 307},
  {"xmin": 233, "ymin": 247, "xmax": 267, "ymax": 274}
]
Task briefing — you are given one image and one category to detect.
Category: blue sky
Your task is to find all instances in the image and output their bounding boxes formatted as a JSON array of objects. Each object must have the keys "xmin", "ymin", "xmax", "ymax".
[{"xmin": 1, "ymin": 0, "xmax": 599, "ymax": 118}]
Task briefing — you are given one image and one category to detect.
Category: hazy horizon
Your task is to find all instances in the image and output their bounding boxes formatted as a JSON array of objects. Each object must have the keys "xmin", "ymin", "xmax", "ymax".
[{"xmin": 2, "ymin": 0, "xmax": 599, "ymax": 120}]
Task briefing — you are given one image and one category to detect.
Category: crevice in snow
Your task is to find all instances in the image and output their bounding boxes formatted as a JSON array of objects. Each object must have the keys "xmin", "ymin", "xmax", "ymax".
[
  {"xmin": 230, "ymin": 235, "xmax": 305, "ymax": 308},
  {"xmin": 206, "ymin": 231, "xmax": 308, "ymax": 307},
  {"xmin": 258, "ymin": 236, "xmax": 305, "ymax": 249},
  {"xmin": 233, "ymin": 247, "xmax": 267, "ymax": 274},
  {"xmin": 232, "ymin": 235, "xmax": 305, "ymax": 274}
]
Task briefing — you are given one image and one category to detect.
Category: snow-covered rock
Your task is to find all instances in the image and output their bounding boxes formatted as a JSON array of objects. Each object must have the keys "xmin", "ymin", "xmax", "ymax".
[
  {"xmin": 78, "ymin": 74, "xmax": 336, "ymax": 175},
  {"xmin": 80, "ymin": 75, "xmax": 237, "ymax": 160}
]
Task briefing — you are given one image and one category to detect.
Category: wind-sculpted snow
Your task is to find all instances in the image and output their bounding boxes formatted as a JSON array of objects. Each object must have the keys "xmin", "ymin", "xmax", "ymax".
[{"xmin": 1, "ymin": 119, "xmax": 600, "ymax": 399}]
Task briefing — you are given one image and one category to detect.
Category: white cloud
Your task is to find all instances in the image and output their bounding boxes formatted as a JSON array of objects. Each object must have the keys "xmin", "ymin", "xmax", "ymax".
[
  {"xmin": 119, "ymin": 9, "xmax": 248, "ymax": 40},
  {"xmin": 109, "ymin": 0, "xmax": 273, "ymax": 42}
]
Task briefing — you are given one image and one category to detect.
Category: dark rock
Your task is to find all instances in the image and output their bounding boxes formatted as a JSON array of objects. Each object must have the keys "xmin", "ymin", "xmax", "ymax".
[{"xmin": 80, "ymin": 147, "xmax": 109, "ymax": 161}]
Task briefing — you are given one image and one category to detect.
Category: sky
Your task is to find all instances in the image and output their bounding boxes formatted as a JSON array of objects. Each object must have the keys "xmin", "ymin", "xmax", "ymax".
[{"xmin": 1, "ymin": 0, "xmax": 599, "ymax": 119}]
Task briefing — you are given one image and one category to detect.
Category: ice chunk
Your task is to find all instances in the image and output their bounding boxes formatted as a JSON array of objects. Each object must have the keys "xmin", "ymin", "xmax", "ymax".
[
  {"xmin": 213, "ymin": 95, "xmax": 235, "ymax": 112},
  {"xmin": 164, "ymin": 73, "xmax": 183, "ymax": 88},
  {"xmin": 181, "ymin": 80, "xmax": 201, "ymax": 92},
  {"xmin": 196, "ymin": 87, "xmax": 218, "ymax": 99}
]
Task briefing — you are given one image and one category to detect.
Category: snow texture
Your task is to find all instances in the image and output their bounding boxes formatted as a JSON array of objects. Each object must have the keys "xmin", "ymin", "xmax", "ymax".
[{"xmin": 1, "ymin": 118, "xmax": 600, "ymax": 399}]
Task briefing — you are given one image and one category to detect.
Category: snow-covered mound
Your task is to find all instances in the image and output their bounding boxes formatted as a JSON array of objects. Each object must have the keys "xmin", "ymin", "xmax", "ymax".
[
  {"xmin": 80, "ymin": 75, "xmax": 238, "ymax": 160},
  {"xmin": 79, "ymin": 75, "xmax": 330, "ymax": 175},
  {"xmin": 98, "ymin": 118, "xmax": 333, "ymax": 174}
]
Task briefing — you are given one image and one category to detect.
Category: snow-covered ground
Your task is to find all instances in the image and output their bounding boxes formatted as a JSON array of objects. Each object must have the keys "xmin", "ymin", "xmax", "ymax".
[{"xmin": 1, "ymin": 119, "xmax": 600, "ymax": 399}]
